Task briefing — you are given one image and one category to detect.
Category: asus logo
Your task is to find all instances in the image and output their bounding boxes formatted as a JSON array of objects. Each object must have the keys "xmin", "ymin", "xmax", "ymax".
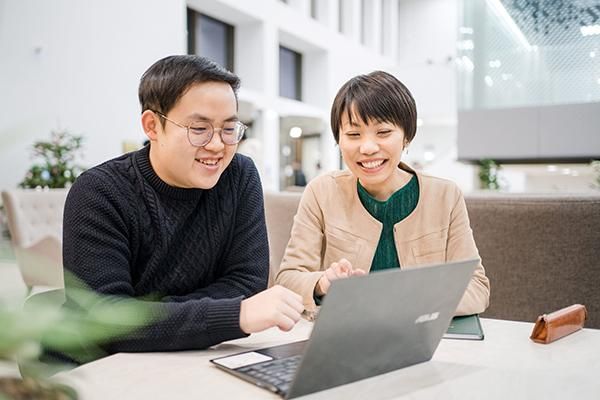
[{"xmin": 414, "ymin": 312, "xmax": 440, "ymax": 324}]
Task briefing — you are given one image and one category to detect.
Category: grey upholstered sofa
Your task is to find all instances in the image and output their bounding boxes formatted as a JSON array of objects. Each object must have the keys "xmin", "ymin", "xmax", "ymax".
[
  {"xmin": 466, "ymin": 194, "xmax": 600, "ymax": 329},
  {"xmin": 264, "ymin": 191, "xmax": 600, "ymax": 329}
]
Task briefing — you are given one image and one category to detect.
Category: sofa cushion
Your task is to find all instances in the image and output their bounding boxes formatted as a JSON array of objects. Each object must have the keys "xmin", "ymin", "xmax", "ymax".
[
  {"xmin": 466, "ymin": 194, "xmax": 600, "ymax": 328},
  {"xmin": 264, "ymin": 191, "xmax": 302, "ymax": 286}
]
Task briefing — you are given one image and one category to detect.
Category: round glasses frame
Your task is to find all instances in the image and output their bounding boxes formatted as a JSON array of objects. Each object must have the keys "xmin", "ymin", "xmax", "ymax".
[{"xmin": 152, "ymin": 110, "xmax": 247, "ymax": 147}]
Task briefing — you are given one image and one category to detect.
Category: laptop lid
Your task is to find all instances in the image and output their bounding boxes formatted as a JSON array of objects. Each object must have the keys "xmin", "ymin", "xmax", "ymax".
[{"xmin": 212, "ymin": 258, "xmax": 478, "ymax": 398}]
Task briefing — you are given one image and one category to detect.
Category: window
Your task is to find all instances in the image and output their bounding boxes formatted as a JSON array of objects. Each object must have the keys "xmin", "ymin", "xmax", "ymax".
[
  {"xmin": 459, "ymin": 0, "xmax": 600, "ymax": 109},
  {"xmin": 381, "ymin": 0, "xmax": 388, "ymax": 54},
  {"xmin": 338, "ymin": 1, "xmax": 344, "ymax": 33},
  {"xmin": 279, "ymin": 46, "xmax": 302, "ymax": 101},
  {"xmin": 187, "ymin": 9, "xmax": 234, "ymax": 71},
  {"xmin": 361, "ymin": 0, "xmax": 367, "ymax": 45},
  {"xmin": 310, "ymin": 0, "xmax": 318, "ymax": 19}
]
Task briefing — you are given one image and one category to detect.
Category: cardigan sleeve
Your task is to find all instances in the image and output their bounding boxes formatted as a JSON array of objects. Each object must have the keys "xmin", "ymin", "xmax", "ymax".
[{"xmin": 446, "ymin": 187, "xmax": 491, "ymax": 315}]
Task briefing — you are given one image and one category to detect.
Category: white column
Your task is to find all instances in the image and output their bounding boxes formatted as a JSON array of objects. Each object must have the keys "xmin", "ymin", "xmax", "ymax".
[
  {"xmin": 236, "ymin": 19, "xmax": 281, "ymax": 190},
  {"xmin": 287, "ymin": 0, "xmax": 310, "ymax": 17},
  {"xmin": 320, "ymin": 0, "xmax": 340, "ymax": 32},
  {"xmin": 260, "ymin": 22, "xmax": 281, "ymax": 191},
  {"xmin": 256, "ymin": 108, "xmax": 281, "ymax": 191},
  {"xmin": 235, "ymin": 23, "xmax": 265, "ymax": 92},
  {"xmin": 340, "ymin": 0, "xmax": 361, "ymax": 42},
  {"xmin": 383, "ymin": 0, "xmax": 399, "ymax": 58},
  {"xmin": 321, "ymin": 129, "xmax": 341, "ymax": 173},
  {"xmin": 303, "ymin": 51, "xmax": 329, "ymax": 108},
  {"xmin": 363, "ymin": 0, "xmax": 382, "ymax": 51}
]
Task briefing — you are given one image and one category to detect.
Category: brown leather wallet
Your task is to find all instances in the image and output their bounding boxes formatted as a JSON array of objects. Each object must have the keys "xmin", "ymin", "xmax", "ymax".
[{"xmin": 530, "ymin": 304, "xmax": 587, "ymax": 344}]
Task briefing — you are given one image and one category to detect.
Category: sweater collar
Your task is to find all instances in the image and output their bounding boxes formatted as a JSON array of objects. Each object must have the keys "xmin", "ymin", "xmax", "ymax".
[{"xmin": 134, "ymin": 145, "xmax": 204, "ymax": 200}]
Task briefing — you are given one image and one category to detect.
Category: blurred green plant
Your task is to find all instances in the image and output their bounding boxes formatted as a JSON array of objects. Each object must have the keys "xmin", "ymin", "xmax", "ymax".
[
  {"xmin": 0, "ymin": 273, "xmax": 157, "ymax": 399},
  {"xmin": 0, "ymin": 205, "xmax": 8, "ymax": 239},
  {"xmin": 478, "ymin": 159, "xmax": 501, "ymax": 190},
  {"xmin": 19, "ymin": 131, "xmax": 85, "ymax": 189},
  {"xmin": 591, "ymin": 160, "xmax": 600, "ymax": 190}
]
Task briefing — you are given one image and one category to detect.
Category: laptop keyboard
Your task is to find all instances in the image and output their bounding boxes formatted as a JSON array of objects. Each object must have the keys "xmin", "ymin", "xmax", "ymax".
[{"xmin": 237, "ymin": 354, "xmax": 302, "ymax": 393}]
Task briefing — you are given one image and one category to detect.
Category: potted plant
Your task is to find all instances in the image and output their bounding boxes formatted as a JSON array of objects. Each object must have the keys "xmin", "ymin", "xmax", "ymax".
[
  {"xmin": 591, "ymin": 160, "xmax": 600, "ymax": 190},
  {"xmin": 0, "ymin": 275, "xmax": 155, "ymax": 399},
  {"xmin": 20, "ymin": 131, "xmax": 85, "ymax": 190},
  {"xmin": 0, "ymin": 204, "xmax": 9, "ymax": 239},
  {"xmin": 478, "ymin": 159, "xmax": 501, "ymax": 190}
]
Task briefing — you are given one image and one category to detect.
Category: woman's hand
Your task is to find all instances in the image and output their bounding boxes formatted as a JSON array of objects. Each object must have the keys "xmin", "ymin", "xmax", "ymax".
[{"xmin": 315, "ymin": 258, "xmax": 366, "ymax": 296}]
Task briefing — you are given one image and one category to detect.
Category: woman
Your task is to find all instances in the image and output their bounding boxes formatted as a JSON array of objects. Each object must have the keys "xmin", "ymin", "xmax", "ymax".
[{"xmin": 275, "ymin": 71, "xmax": 490, "ymax": 316}]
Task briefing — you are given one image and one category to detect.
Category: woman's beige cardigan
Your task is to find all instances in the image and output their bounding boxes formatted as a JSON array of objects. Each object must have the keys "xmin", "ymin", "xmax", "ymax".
[{"xmin": 275, "ymin": 163, "xmax": 490, "ymax": 316}]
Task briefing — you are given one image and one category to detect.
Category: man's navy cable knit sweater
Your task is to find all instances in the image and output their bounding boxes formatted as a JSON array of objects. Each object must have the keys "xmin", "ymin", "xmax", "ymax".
[{"xmin": 62, "ymin": 146, "xmax": 268, "ymax": 356}]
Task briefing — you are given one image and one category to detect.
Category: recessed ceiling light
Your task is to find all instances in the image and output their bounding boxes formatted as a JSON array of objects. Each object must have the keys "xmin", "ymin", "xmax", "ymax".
[
  {"xmin": 457, "ymin": 40, "xmax": 474, "ymax": 51},
  {"xmin": 461, "ymin": 56, "xmax": 474, "ymax": 72},
  {"xmin": 289, "ymin": 126, "xmax": 302, "ymax": 138},
  {"xmin": 581, "ymin": 24, "xmax": 600, "ymax": 37},
  {"xmin": 424, "ymin": 151, "xmax": 435, "ymax": 162}
]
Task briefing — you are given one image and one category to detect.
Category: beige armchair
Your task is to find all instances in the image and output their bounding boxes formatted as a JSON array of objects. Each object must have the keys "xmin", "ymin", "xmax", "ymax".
[
  {"xmin": 1, "ymin": 189, "xmax": 68, "ymax": 292},
  {"xmin": 264, "ymin": 191, "xmax": 302, "ymax": 286}
]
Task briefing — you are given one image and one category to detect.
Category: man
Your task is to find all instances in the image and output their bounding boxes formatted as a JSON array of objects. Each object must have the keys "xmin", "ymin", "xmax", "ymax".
[{"xmin": 61, "ymin": 55, "xmax": 303, "ymax": 361}]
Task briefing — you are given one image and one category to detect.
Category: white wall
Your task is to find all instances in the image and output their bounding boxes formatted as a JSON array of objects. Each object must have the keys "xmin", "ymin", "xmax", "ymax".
[
  {"xmin": 392, "ymin": 0, "xmax": 599, "ymax": 194},
  {"xmin": 188, "ymin": 0, "xmax": 398, "ymax": 190},
  {"xmin": 0, "ymin": 0, "xmax": 400, "ymax": 192},
  {"xmin": 394, "ymin": 0, "xmax": 459, "ymax": 124},
  {"xmin": 389, "ymin": 0, "xmax": 479, "ymax": 190},
  {"xmin": 0, "ymin": 0, "xmax": 186, "ymax": 191}
]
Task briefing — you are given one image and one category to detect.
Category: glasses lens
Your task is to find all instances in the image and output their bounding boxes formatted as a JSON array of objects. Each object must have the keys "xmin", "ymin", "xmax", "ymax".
[
  {"xmin": 221, "ymin": 122, "xmax": 245, "ymax": 145},
  {"xmin": 188, "ymin": 122, "xmax": 212, "ymax": 146}
]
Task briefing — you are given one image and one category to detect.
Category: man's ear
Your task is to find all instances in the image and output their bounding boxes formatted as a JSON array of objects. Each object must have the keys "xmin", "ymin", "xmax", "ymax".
[{"xmin": 141, "ymin": 110, "xmax": 160, "ymax": 141}]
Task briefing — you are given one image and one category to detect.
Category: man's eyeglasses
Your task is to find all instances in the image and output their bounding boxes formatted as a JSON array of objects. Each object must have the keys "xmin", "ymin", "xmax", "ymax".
[{"xmin": 152, "ymin": 110, "xmax": 247, "ymax": 147}]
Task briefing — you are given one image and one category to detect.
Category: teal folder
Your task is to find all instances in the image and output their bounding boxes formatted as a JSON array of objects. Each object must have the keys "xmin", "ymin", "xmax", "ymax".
[{"xmin": 444, "ymin": 314, "xmax": 484, "ymax": 340}]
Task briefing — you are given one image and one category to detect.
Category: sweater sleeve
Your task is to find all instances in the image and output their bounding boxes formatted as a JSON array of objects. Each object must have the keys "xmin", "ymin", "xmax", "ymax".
[
  {"xmin": 62, "ymin": 170, "xmax": 247, "ymax": 358},
  {"xmin": 163, "ymin": 158, "xmax": 269, "ymax": 302}
]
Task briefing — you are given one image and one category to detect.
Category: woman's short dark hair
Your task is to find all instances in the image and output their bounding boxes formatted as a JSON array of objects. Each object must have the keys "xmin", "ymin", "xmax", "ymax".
[
  {"xmin": 138, "ymin": 55, "xmax": 240, "ymax": 119},
  {"xmin": 330, "ymin": 71, "xmax": 417, "ymax": 144}
]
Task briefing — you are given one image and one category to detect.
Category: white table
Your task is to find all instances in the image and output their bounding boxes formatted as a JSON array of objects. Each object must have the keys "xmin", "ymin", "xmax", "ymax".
[{"xmin": 58, "ymin": 318, "xmax": 600, "ymax": 399}]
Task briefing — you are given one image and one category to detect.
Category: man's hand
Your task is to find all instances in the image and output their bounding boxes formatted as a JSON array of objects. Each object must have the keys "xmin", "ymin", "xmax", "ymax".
[
  {"xmin": 239, "ymin": 285, "xmax": 304, "ymax": 333},
  {"xmin": 315, "ymin": 258, "xmax": 366, "ymax": 296}
]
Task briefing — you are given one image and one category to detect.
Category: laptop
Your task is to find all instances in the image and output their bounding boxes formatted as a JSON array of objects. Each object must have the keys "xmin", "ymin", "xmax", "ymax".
[{"xmin": 211, "ymin": 258, "xmax": 478, "ymax": 398}]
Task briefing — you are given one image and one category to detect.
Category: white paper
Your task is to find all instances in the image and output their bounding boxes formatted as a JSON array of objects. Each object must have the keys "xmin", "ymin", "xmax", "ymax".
[{"xmin": 213, "ymin": 352, "xmax": 273, "ymax": 369}]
